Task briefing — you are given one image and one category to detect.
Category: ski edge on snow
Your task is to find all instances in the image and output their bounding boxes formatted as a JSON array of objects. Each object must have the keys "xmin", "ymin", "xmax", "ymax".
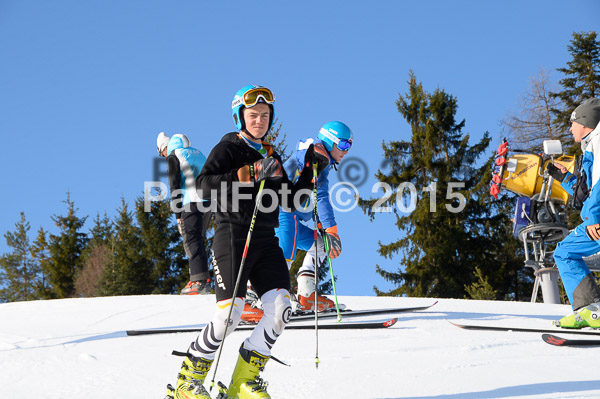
[
  {"xmin": 126, "ymin": 301, "xmax": 437, "ymax": 336},
  {"xmin": 289, "ymin": 301, "xmax": 438, "ymax": 322},
  {"xmin": 447, "ymin": 319, "xmax": 600, "ymax": 336},
  {"xmin": 127, "ymin": 317, "xmax": 398, "ymax": 336},
  {"xmin": 239, "ymin": 317, "xmax": 399, "ymax": 331}
]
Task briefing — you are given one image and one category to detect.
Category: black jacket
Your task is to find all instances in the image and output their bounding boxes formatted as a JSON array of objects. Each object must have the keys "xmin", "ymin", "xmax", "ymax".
[
  {"xmin": 166, "ymin": 154, "xmax": 184, "ymax": 219},
  {"xmin": 196, "ymin": 132, "xmax": 313, "ymax": 230}
]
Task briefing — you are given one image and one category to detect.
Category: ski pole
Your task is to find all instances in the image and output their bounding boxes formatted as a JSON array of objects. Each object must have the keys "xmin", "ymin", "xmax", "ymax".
[
  {"xmin": 312, "ymin": 163, "xmax": 320, "ymax": 369},
  {"xmin": 310, "ymin": 164, "xmax": 342, "ymax": 322},
  {"xmin": 208, "ymin": 179, "xmax": 266, "ymax": 392},
  {"xmin": 321, "ymin": 232, "xmax": 342, "ymax": 322}
]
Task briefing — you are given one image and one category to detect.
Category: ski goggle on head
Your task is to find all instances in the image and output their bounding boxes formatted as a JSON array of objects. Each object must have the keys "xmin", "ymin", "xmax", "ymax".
[
  {"xmin": 319, "ymin": 127, "xmax": 353, "ymax": 152},
  {"xmin": 232, "ymin": 87, "xmax": 275, "ymax": 109},
  {"xmin": 336, "ymin": 138, "xmax": 352, "ymax": 151}
]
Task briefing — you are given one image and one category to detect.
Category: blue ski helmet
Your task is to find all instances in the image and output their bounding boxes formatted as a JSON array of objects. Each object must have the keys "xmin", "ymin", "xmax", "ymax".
[
  {"xmin": 318, "ymin": 121, "xmax": 353, "ymax": 153},
  {"xmin": 167, "ymin": 133, "xmax": 191, "ymax": 156},
  {"xmin": 231, "ymin": 84, "xmax": 275, "ymax": 131}
]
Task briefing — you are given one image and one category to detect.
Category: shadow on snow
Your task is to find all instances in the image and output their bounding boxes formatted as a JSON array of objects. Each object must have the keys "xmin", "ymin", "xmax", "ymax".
[{"xmin": 382, "ymin": 380, "xmax": 600, "ymax": 399}]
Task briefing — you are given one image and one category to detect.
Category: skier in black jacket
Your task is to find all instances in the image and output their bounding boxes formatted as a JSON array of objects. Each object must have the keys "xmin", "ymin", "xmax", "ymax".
[{"xmin": 169, "ymin": 85, "xmax": 322, "ymax": 399}]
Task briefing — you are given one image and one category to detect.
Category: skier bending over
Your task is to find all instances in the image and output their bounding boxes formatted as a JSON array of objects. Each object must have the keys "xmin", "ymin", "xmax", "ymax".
[
  {"xmin": 157, "ymin": 132, "xmax": 211, "ymax": 295},
  {"xmin": 169, "ymin": 85, "xmax": 319, "ymax": 399},
  {"xmin": 547, "ymin": 98, "xmax": 600, "ymax": 328},
  {"xmin": 275, "ymin": 121, "xmax": 353, "ymax": 312}
]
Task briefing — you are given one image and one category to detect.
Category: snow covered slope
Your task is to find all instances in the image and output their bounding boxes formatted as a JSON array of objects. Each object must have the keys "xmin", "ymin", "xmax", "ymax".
[{"xmin": 1, "ymin": 295, "xmax": 599, "ymax": 399}]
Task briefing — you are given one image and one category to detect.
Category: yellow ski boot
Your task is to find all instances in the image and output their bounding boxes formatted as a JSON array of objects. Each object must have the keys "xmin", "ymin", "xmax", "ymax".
[
  {"xmin": 555, "ymin": 303, "xmax": 600, "ymax": 329},
  {"xmin": 174, "ymin": 354, "xmax": 213, "ymax": 399},
  {"xmin": 227, "ymin": 345, "xmax": 271, "ymax": 399}
]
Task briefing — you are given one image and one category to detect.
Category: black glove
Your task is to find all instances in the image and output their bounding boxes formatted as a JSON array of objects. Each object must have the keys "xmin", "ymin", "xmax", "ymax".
[
  {"xmin": 547, "ymin": 163, "xmax": 566, "ymax": 182},
  {"xmin": 238, "ymin": 157, "xmax": 284, "ymax": 183},
  {"xmin": 304, "ymin": 143, "xmax": 330, "ymax": 174}
]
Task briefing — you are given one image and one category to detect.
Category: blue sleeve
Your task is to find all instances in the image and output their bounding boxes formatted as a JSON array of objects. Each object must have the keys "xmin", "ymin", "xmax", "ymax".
[
  {"xmin": 283, "ymin": 156, "xmax": 301, "ymax": 183},
  {"xmin": 316, "ymin": 166, "xmax": 337, "ymax": 229},
  {"xmin": 561, "ymin": 172, "xmax": 576, "ymax": 196}
]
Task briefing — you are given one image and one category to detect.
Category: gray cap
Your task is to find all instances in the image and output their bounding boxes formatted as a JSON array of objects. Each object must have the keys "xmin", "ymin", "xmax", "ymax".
[{"xmin": 571, "ymin": 98, "xmax": 600, "ymax": 129}]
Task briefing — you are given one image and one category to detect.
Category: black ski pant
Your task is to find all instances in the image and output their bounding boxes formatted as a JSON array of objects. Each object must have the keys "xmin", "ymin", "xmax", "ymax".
[
  {"xmin": 211, "ymin": 222, "xmax": 291, "ymax": 301},
  {"xmin": 179, "ymin": 205, "xmax": 210, "ymax": 282}
]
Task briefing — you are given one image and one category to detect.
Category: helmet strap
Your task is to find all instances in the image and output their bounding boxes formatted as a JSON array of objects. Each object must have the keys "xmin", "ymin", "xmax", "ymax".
[{"xmin": 241, "ymin": 128, "xmax": 265, "ymax": 142}]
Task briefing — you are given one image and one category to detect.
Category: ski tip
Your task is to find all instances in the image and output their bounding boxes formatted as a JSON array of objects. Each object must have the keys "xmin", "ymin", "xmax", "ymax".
[
  {"xmin": 383, "ymin": 318, "xmax": 398, "ymax": 327},
  {"xmin": 542, "ymin": 333, "xmax": 600, "ymax": 347},
  {"xmin": 444, "ymin": 318, "xmax": 480, "ymax": 331},
  {"xmin": 444, "ymin": 318, "xmax": 462, "ymax": 328},
  {"xmin": 542, "ymin": 333, "xmax": 565, "ymax": 346}
]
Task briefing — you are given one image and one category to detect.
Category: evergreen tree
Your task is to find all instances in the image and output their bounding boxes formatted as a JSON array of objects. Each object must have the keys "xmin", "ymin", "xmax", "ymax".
[
  {"xmin": 0, "ymin": 213, "xmax": 41, "ymax": 302},
  {"xmin": 135, "ymin": 196, "xmax": 187, "ymax": 294},
  {"xmin": 99, "ymin": 198, "xmax": 152, "ymax": 296},
  {"xmin": 47, "ymin": 193, "xmax": 89, "ymax": 298},
  {"xmin": 30, "ymin": 227, "xmax": 53, "ymax": 299},
  {"xmin": 360, "ymin": 72, "xmax": 524, "ymax": 299},
  {"xmin": 465, "ymin": 267, "xmax": 498, "ymax": 300},
  {"xmin": 551, "ymin": 31, "xmax": 600, "ymax": 135},
  {"xmin": 88, "ymin": 213, "xmax": 114, "ymax": 248}
]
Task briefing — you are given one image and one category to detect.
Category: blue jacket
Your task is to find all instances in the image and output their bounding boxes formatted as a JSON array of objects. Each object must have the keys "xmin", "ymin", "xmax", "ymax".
[
  {"xmin": 167, "ymin": 144, "xmax": 207, "ymax": 214},
  {"xmin": 561, "ymin": 123, "xmax": 600, "ymax": 225},
  {"xmin": 282, "ymin": 137, "xmax": 337, "ymax": 229}
]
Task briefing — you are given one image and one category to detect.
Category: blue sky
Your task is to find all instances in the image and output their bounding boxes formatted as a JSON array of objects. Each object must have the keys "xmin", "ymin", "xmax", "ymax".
[{"xmin": 1, "ymin": 0, "xmax": 598, "ymax": 296}]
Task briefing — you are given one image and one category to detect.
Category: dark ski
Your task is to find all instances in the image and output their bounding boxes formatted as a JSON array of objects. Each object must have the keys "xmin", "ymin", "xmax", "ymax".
[
  {"xmin": 126, "ymin": 302, "xmax": 435, "ymax": 336},
  {"xmin": 448, "ymin": 319, "xmax": 600, "ymax": 336},
  {"xmin": 127, "ymin": 318, "xmax": 398, "ymax": 336},
  {"xmin": 288, "ymin": 301, "xmax": 437, "ymax": 322},
  {"xmin": 542, "ymin": 334, "xmax": 600, "ymax": 346}
]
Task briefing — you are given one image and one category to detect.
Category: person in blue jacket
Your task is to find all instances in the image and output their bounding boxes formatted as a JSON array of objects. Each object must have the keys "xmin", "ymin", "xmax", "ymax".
[
  {"xmin": 157, "ymin": 132, "xmax": 211, "ymax": 295},
  {"xmin": 547, "ymin": 98, "xmax": 600, "ymax": 328},
  {"xmin": 275, "ymin": 121, "xmax": 353, "ymax": 312}
]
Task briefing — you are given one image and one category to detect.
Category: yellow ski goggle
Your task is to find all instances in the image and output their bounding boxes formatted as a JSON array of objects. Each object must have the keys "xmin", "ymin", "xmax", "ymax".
[{"xmin": 232, "ymin": 87, "xmax": 275, "ymax": 109}]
